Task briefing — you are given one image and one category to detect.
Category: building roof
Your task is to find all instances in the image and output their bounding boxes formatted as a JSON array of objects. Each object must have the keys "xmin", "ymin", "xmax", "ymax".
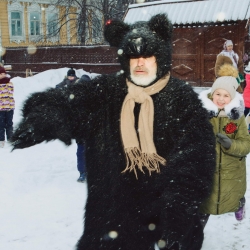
[{"xmin": 124, "ymin": 0, "xmax": 250, "ymax": 25}]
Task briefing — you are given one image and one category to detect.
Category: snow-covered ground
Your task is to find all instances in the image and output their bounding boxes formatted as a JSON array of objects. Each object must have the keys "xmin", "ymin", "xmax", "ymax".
[{"xmin": 0, "ymin": 68, "xmax": 249, "ymax": 250}]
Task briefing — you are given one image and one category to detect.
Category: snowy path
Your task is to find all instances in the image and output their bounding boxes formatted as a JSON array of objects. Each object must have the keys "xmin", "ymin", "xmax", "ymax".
[
  {"xmin": 0, "ymin": 141, "xmax": 249, "ymax": 250},
  {"xmin": 0, "ymin": 68, "xmax": 249, "ymax": 249}
]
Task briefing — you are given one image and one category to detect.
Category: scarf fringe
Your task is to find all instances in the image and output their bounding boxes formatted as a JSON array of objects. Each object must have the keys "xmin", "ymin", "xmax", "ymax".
[{"xmin": 122, "ymin": 147, "xmax": 166, "ymax": 179}]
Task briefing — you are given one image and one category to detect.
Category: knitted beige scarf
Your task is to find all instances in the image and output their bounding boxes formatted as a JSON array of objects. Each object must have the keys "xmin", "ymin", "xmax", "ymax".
[{"xmin": 120, "ymin": 74, "xmax": 170, "ymax": 178}]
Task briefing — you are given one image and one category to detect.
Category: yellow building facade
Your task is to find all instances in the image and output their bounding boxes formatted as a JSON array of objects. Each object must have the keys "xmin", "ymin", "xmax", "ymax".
[{"xmin": 0, "ymin": 0, "xmax": 78, "ymax": 54}]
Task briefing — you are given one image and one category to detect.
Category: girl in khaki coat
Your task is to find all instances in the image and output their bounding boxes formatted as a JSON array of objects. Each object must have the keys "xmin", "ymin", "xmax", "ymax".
[{"xmin": 199, "ymin": 67, "xmax": 250, "ymax": 227}]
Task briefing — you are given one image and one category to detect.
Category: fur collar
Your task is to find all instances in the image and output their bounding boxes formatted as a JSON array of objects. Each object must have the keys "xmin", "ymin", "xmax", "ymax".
[{"xmin": 199, "ymin": 88, "xmax": 244, "ymax": 120}]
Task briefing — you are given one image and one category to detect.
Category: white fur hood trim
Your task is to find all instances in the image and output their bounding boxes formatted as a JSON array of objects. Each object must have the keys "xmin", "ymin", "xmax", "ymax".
[{"xmin": 198, "ymin": 88, "xmax": 244, "ymax": 120}]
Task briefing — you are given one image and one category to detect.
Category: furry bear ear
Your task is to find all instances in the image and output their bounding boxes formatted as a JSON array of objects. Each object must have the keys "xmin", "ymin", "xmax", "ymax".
[
  {"xmin": 148, "ymin": 14, "xmax": 173, "ymax": 42},
  {"xmin": 104, "ymin": 19, "xmax": 130, "ymax": 47}
]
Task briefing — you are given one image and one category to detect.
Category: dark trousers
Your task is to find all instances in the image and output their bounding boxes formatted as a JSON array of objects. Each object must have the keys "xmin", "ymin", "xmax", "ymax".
[
  {"xmin": 0, "ymin": 110, "xmax": 14, "ymax": 141},
  {"xmin": 76, "ymin": 142, "xmax": 86, "ymax": 174}
]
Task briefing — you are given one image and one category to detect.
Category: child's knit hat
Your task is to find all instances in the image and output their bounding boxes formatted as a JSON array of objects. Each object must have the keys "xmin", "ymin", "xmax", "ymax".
[
  {"xmin": 67, "ymin": 67, "xmax": 76, "ymax": 77},
  {"xmin": 211, "ymin": 76, "xmax": 238, "ymax": 99}
]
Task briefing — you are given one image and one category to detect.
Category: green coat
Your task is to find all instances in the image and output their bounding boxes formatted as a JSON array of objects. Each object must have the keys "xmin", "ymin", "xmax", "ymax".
[{"xmin": 199, "ymin": 90, "xmax": 250, "ymax": 215}]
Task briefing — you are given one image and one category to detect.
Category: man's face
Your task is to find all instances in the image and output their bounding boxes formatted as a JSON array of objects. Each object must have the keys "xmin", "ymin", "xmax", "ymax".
[
  {"xmin": 129, "ymin": 56, "xmax": 157, "ymax": 86},
  {"xmin": 0, "ymin": 72, "xmax": 6, "ymax": 79}
]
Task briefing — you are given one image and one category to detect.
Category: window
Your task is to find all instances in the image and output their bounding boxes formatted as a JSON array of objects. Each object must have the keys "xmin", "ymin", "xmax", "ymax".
[
  {"xmin": 8, "ymin": 2, "xmax": 25, "ymax": 43},
  {"xmin": 46, "ymin": 6, "xmax": 59, "ymax": 43},
  {"xmin": 30, "ymin": 12, "xmax": 40, "ymax": 35},
  {"xmin": 47, "ymin": 13, "xmax": 58, "ymax": 36},
  {"xmin": 27, "ymin": 3, "xmax": 43, "ymax": 42},
  {"xmin": 11, "ymin": 12, "xmax": 22, "ymax": 36}
]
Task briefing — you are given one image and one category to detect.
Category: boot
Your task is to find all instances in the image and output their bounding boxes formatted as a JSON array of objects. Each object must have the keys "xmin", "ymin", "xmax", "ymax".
[
  {"xmin": 77, "ymin": 172, "xmax": 86, "ymax": 183},
  {"xmin": 235, "ymin": 197, "xmax": 246, "ymax": 221},
  {"xmin": 0, "ymin": 141, "xmax": 5, "ymax": 148}
]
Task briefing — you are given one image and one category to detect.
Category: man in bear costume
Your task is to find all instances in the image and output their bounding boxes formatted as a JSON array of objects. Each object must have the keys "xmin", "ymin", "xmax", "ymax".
[{"xmin": 11, "ymin": 14, "xmax": 215, "ymax": 250}]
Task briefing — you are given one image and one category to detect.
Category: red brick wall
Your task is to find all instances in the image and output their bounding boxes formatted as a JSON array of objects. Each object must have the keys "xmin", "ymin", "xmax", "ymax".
[{"xmin": 3, "ymin": 45, "xmax": 121, "ymax": 77}]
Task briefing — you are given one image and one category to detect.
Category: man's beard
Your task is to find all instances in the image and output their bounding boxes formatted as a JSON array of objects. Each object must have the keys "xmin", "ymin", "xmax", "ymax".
[{"xmin": 130, "ymin": 74, "xmax": 157, "ymax": 86}]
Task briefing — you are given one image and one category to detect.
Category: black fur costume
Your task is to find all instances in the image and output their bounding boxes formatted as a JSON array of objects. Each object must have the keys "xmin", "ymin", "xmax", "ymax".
[{"xmin": 11, "ymin": 14, "xmax": 216, "ymax": 250}]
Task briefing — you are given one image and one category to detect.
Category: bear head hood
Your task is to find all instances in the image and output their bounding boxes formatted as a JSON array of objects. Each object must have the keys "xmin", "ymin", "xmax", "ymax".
[{"xmin": 104, "ymin": 14, "xmax": 173, "ymax": 85}]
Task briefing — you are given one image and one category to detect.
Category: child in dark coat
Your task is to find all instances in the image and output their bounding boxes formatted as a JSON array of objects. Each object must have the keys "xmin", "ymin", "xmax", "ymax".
[
  {"xmin": 55, "ymin": 67, "xmax": 79, "ymax": 88},
  {"xmin": 56, "ymin": 68, "xmax": 91, "ymax": 182}
]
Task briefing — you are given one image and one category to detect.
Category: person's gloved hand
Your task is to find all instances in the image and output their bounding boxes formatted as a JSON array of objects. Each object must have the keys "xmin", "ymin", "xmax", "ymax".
[
  {"xmin": 11, "ymin": 124, "xmax": 45, "ymax": 150},
  {"xmin": 11, "ymin": 117, "xmax": 72, "ymax": 150},
  {"xmin": 11, "ymin": 105, "xmax": 72, "ymax": 150},
  {"xmin": 216, "ymin": 133, "xmax": 232, "ymax": 149}
]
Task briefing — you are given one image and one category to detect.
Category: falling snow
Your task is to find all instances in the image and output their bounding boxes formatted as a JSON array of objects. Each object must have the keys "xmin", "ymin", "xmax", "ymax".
[{"xmin": 0, "ymin": 68, "xmax": 249, "ymax": 250}]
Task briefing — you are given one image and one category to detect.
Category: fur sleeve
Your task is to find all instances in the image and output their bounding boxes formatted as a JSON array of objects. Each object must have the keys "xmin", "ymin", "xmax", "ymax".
[
  {"xmin": 155, "ymin": 80, "xmax": 216, "ymax": 240},
  {"xmin": 13, "ymin": 75, "xmax": 111, "ymax": 147}
]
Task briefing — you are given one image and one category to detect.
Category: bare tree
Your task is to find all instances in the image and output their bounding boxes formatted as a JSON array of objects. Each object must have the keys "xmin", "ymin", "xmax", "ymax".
[{"xmin": 42, "ymin": 0, "xmax": 158, "ymax": 45}]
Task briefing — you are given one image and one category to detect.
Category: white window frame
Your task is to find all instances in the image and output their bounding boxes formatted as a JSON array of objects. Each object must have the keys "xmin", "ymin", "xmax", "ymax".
[
  {"xmin": 30, "ymin": 12, "xmax": 41, "ymax": 36},
  {"xmin": 46, "ymin": 6, "xmax": 59, "ymax": 43},
  {"xmin": 8, "ymin": 2, "xmax": 26, "ymax": 44},
  {"xmin": 27, "ymin": 3, "xmax": 43, "ymax": 42}
]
